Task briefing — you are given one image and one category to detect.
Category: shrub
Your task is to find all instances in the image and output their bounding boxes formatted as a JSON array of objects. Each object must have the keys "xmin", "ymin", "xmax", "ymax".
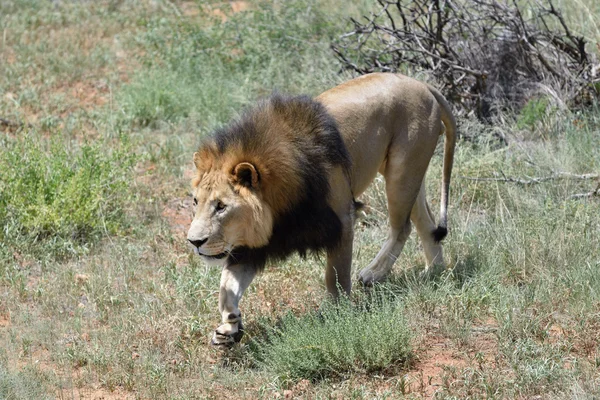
[
  {"xmin": 332, "ymin": 0, "xmax": 599, "ymax": 120},
  {"xmin": 250, "ymin": 295, "xmax": 413, "ymax": 381},
  {"xmin": 0, "ymin": 365, "xmax": 53, "ymax": 400},
  {"xmin": 0, "ymin": 132, "xmax": 136, "ymax": 257},
  {"xmin": 517, "ymin": 97, "xmax": 551, "ymax": 130}
]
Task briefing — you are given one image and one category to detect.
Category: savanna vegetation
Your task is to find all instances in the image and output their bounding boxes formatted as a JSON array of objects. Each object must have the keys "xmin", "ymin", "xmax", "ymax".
[{"xmin": 1, "ymin": 0, "xmax": 599, "ymax": 398}]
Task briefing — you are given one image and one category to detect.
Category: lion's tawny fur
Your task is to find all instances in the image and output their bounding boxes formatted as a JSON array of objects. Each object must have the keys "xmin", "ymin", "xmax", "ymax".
[{"xmin": 187, "ymin": 73, "xmax": 457, "ymax": 346}]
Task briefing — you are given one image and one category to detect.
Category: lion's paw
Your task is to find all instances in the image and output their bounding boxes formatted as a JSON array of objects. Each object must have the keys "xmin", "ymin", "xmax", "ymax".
[
  {"xmin": 358, "ymin": 267, "xmax": 389, "ymax": 286},
  {"xmin": 211, "ymin": 321, "xmax": 244, "ymax": 348}
]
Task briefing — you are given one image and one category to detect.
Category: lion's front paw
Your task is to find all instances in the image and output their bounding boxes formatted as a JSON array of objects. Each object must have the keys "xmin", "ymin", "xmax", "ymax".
[{"xmin": 211, "ymin": 320, "xmax": 244, "ymax": 348}]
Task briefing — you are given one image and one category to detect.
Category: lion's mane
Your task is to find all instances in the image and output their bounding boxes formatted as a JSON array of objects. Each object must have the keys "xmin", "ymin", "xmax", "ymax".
[{"xmin": 195, "ymin": 94, "xmax": 351, "ymax": 268}]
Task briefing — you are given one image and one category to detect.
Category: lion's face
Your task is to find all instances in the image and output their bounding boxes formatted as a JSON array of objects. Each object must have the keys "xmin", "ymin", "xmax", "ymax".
[{"xmin": 187, "ymin": 162, "xmax": 274, "ymax": 265}]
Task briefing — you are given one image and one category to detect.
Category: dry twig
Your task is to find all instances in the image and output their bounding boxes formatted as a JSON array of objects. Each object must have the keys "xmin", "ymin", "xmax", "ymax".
[
  {"xmin": 0, "ymin": 117, "xmax": 21, "ymax": 128},
  {"xmin": 332, "ymin": 0, "xmax": 600, "ymax": 120},
  {"xmin": 461, "ymin": 171, "xmax": 599, "ymax": 186},
  {"xmin": 570, "ymin": 180, "xmax": 600, "ymax": 199},
  {"xmin": 461, "ymin": 170, "xmax": 600, "ymax": 199}
]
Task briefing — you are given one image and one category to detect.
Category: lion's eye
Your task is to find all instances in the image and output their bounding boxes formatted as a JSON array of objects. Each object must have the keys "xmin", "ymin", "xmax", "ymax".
[{"xmin": 215, "ymin": 201, "xmax": 227, "ymax": 213}]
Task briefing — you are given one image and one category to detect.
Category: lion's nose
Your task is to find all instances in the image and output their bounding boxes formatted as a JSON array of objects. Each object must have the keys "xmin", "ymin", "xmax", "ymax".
[{"xmin": 188, "ymin": 238, "xmax": 208, "ymax": 248}]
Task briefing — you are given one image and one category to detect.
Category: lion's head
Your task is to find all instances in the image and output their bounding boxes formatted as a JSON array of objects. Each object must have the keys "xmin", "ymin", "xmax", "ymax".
[
  {"xmin": 187, "ymin": 94, "xmax": 351, "ymax": 267},
  {"xmin": 187, "ymin": 149, "xmax": 274, "ymax": 265}
]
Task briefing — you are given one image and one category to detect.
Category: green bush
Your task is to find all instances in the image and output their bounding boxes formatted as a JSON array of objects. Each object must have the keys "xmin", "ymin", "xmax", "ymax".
[
  {"xmin": 118, "ymin": 69, "xmax": 197, "ymax": 127},
  {"xmin": 0, "ymin": 132, "xmax": 136, "ymax": 256},
  {"xmin": 250, "ymin": 296, "xmax": 413, "ymax": 381}
]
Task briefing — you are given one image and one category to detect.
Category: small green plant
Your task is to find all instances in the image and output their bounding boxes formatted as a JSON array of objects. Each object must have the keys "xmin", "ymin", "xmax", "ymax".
[
  {"xmin": 250, "ymin": 295, "xmax": 413, "ymax": 381},
  {"xmin": 0, "ymin": 131, "xmax": 136, "ymax": 257},
  {"xmin": 517, "ymin": 97, "xmax": 550, "ymax": 130}
]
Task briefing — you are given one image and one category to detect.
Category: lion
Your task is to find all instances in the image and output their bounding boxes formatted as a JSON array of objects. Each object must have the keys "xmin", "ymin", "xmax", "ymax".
[{"xmin": 187, "ymin": 73, "xmax": 456, "ymax": 346}]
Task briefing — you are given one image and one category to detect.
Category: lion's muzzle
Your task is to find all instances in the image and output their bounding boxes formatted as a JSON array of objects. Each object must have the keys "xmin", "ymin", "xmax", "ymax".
[{"xmin": 188, "ymin": 238, "xmax": 207, "ymax": 248}]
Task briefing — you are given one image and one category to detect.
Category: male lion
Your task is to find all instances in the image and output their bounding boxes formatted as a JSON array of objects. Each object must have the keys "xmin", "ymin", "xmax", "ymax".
[{"xmin": 187, "ymin": 73, "xmax": 456, "ymax": 346}]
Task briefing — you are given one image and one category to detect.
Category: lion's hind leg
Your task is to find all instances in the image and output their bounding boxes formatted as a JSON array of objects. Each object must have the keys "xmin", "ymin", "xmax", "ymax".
[
  {"xmin": 358, "ymin": 110, "xmax": 441, "ymax": 285},
  {"xmin": 358, "ymin": 154, "xmax": 425, "ymax": 285},
  {"xmin": 410, "ymin": 183, "xmax": 446, "ymax": 277},
  {"xmin": 358, "ymin": 217, "xmax": 412, "ymax": 286}
]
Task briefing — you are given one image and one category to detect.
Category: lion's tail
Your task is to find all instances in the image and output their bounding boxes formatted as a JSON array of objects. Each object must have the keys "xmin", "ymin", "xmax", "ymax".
[{"xmin": 427, "ymin": 85, "xmax": 457, "ymax": 242}]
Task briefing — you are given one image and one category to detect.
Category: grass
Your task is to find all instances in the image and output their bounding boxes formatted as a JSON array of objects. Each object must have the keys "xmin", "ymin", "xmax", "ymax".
[
  {"xmin": 0, "ymin": 365, "xmax": 54, "ymax": 400},
  {"xmin": 250, "ymin": 295, "xmax": 413, "ymax": 381},
  {"xmin": 0, "ymin": 132, "xmax": 136, "ymax": 259},
  {"xmin": 1, "ymin": 0, "xmax": 599, "ymax": 398}
]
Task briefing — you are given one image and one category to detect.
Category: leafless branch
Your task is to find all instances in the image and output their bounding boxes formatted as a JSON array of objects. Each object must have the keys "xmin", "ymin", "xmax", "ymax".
[
  {"xmin": 461, "ymin": 171, "xmax": 599, "ymax": 186},
  {"xmin": 570, "ymin": 178, "xmax": 600, "ymax": 199},
  {"xmin": 332, "ymin": 0, "xmax": 600, "ymax": 120},
  {"xmin": 570, "ymin": 189, "xmax": 600, "ymax": 199}
]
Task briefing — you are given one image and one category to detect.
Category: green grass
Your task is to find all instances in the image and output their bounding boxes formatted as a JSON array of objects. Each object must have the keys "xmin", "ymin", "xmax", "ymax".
[
  {"xmin": 117, "ymin": 0, "xmax": 359, "ymax": 131},
  {"xmin": 0, "ymin": 131, "xmax": 136, "ymax": 259},
  {"xmin": 0, "ymin": 365, "xmax": 54, "ymax": 400},
  {"xmin": 251, "ymin": 295, "xmax": 413, "ymax": 381},
  {"xmin": 0, "ymin": 0, "xmax": 599, "ymax": 398}
]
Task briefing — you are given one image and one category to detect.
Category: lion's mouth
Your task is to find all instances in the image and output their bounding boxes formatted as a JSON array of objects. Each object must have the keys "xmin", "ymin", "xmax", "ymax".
[{"xmin": 200, "ymin": 251, "xmax": 228, "ymax": 260}]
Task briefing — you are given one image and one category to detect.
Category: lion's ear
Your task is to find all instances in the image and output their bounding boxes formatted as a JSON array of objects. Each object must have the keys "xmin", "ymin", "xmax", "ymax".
[
  {"xmin": 193, "ymin": 152, "xmax": 201, "ymax": 169},
  {"xmin": 232, "ymin": 162, "xmax": 259, "ymax": 188}
]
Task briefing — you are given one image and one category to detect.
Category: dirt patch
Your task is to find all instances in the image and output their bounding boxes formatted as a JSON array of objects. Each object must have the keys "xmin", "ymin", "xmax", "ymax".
[
  {"xmin": 2, "ymin": 47, "xmax": 17, "ymax": 64},
  {"xmin": 0, "ymin": 315, "xmax": 10, "ymax": 328},
  {"xmin": 58, "ymin": 386, "xmax": 134, "ymax": 400},
  {"xmin": 16, "ymin": 347, "xmax": 135, "ymax": 399},
  {"xmin": 406, "ymin": 322, "xmax": 500, "ymax": 398},
  {"xmin": 180, "ymin": 1, "xmax": 201, "ymax": 17},
  {"xmin": 181, "ymin": 1, "xmax": 251, "ymax": 22},
  {"xmin": 55, "ymin": 364, "xmax": 135, "ymax": 400},
  {"xmin": 407, "ymin": 334, "xmax": 467, "ymax": 397},
  {"xmin": 162, "ymin": 196, "xmax": 194, "ymax": 235},
  {"xmin": 68, "ymin": 81, "xmax": 109, "ymax": 110},
  {"xmin": 230, "ymin": 1, "xmax": 250, "ymax": 13}
]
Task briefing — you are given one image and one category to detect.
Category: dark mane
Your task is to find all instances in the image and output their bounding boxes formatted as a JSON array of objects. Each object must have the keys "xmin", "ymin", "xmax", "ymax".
[{"xmin": 207, "ymin": 94, "xmax": 351, "ymax": 268}]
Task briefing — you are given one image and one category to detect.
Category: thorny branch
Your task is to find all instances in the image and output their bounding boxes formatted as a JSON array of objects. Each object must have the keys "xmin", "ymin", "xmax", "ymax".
[
  {"xmin": 332, "ymin": 0, "xmax": 600, "ymax": 121},
  {"xmin": 461, "ymin": 171, "xmax": 600, "ymax": 200}
]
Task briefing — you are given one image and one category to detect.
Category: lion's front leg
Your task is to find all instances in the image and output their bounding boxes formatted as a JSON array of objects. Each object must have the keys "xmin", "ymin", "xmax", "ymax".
[
  {"xmin": 212, "ymin": 263, "xmax": 257, "ymax": 347},
  {"xmin": 326, "ymin": 214, "xmax": 354, "ymax": 298}
]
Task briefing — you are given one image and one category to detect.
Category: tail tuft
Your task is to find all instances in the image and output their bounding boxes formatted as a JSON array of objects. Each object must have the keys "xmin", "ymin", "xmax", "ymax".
[
  {"xmin": 353, "ymin": 200, "xmax": 365, "ymax": 212},
  {"xmin": 352, "ymin": 200, "xmax": 366, "ymax": 222},
  {"xmin": 432, "ymin": 226, "xmax": 448, "ymax": 243}
]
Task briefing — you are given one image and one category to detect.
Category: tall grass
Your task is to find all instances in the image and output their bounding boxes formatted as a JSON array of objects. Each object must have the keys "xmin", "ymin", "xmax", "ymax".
[
  {"xmin": 0, "ymin": 365, "xmax": 53, "ymax": 400},
  {"xmin": 0, "ymin": 132, "xmax": 136, "ymax": 258}
]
